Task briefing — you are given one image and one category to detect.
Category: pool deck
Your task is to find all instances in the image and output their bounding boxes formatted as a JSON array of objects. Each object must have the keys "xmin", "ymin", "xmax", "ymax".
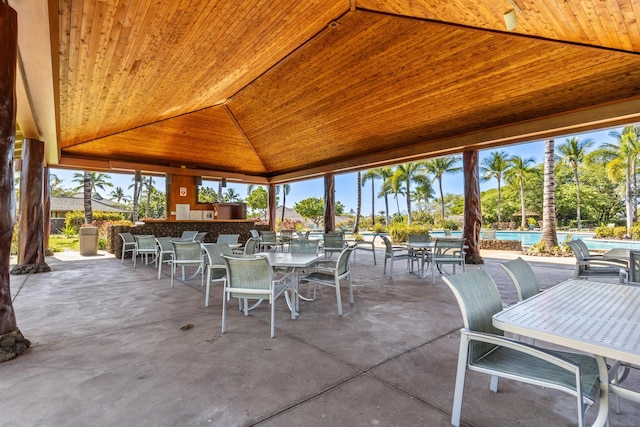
[{"xmin": 2, "ymin": 248, "xmax": 638, "ymax": 426}]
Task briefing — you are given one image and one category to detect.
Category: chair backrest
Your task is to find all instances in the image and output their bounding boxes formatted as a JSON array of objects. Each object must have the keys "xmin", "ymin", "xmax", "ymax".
[
  {"xmin": 222, "ymin": 255, "xmax": 274, "ymax": 299},
  {"xmin": 217, "ymin": 234, "xmax": 240, "ymax": 245},
  {"xmin": 482, "ymin": 229, "xmax": 496, "ymax": 239},
  {"xmin": 629, "ymin": 250, "xmax": 640, "ymax": 284},
  {"xmin": 290, "ymin": 239, "xmax": 320, "ymax": 254},
  {"xmin": 433, "ymin": 237, "xmax": 464, "ymax": 259},
  {"xmin": 566, "ymin": 240, "xmax": 586, "ymax": 262},
  {"xmin": 155, "ymin": 237, "xmax": 174, "ymax": 261},
  {"xmin": 135, "ymin": 235, "xmax": 157, "ymax": 251},
  {"xmin": 181, "ymin": 231, "xmax": 198, "ymax": 240},
  {"xmin": 442, "ymin": 269, "xmax": 504, "ymax": 362},
  {"xmin": 194, "ymin": 231, "xmax": 207, "ymax": 242},
  {"xmin": 250, "ymin": 229, "xmax": 260, "ymax": 239},
  {"xmin": 172, "ymin": 241, "xmax": 202, "ymax": 262},
  {"xmin": 499, "ymin": 257, "xmax": 540, "ymax": 301},
  {"xmin": 573, "ymin": 239, "xmax": 592, "ymax": 256},
  {"xmin": 260, "ymin": 230, "xmax": 277, "ymax": 243},
  {"xmin": 408, "ymin": 233, "xmax": 430, "ymax": 243},
  {"xmin": 120, "ymin": 232, "xmax": 135, "ymax": 244},
  {"xmin": 444, "ymin": 229, "xmax": 452, "ymax": 236},
  {"xmin": 381, "ymin": 235, "xmax": 394, "ymax": 255},
  {"xmin": 336, "ymin": 247, "xmax": 355, "ymax": 276},
  {"xmin": 280, "ymin": 230, "xmax": 293, "ymax": 239},
  {"xmin": 202, "ymin": 243, "xmax": 232, "ymax": 266},
  {"xmin": 243, "ymin": 237, "xmax": 259, "ymax": 255},
  {"xmin": 324, "ymin": 232, "xmax": 344, "ymax": 249}
]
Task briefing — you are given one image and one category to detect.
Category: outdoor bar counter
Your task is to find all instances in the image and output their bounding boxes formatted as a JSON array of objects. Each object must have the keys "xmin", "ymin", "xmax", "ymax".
[{"xmin": 108, "ymin": 220, "xmax": 268, "ymax": 259}]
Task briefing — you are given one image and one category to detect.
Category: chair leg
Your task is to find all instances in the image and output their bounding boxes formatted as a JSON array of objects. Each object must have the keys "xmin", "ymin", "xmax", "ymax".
[
  {"xmin": 205, "ymin": 268, "xmax": 211, "ymax": 307},
  {"xmin": 335, "ymin": 281, "xmax": 343, "ymax": 316},
  {"xmin": 348, "ymin": 275, "xmax": 354, "ymax": 304},
  {"xmin": 451, "ymin": 337, "xmax": 470, "ymax": 427},
  {"xmin": 221, "ymin": 292, "xmax": 227, "ymax": 334},
  {"xmin": 489, "ymin": 375, "xmax": 499, "ymax": 393},
  {"xmin": 270, "ymin": 298, "xmax": 276, "ymax": 338}
]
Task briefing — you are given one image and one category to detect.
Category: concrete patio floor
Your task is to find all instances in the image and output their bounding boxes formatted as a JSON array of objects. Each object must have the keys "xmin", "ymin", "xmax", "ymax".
[{"xmin": 2, "ymin": 248, "xmax": 638, "ymax": 426}]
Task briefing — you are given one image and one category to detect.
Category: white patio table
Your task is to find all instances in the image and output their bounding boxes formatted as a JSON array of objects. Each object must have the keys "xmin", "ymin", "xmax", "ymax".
[
  {"xmin": 255, "ymin": 252, "xmax": 322, "ymax": 316},
  {"xmin": 493, "ymin": 279, "xmax": 640, "ymax": 427}
]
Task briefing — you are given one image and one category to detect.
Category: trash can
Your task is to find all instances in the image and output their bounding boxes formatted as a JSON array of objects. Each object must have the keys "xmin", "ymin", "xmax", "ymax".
[{"xmin": 79, "ymin": 226, "xmax": 99, "ymax": 256}]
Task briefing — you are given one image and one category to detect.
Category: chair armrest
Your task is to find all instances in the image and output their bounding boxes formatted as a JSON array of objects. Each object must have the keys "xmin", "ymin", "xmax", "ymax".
[{"xmin": 461, "ymin": 329, "xmax": 584, "ymax": 372}]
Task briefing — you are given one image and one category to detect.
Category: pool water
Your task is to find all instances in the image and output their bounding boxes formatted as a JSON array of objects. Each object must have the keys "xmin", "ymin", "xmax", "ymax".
[{"xmin": 428, "ymin": 230, "xmax": 640, "ymax": 251}]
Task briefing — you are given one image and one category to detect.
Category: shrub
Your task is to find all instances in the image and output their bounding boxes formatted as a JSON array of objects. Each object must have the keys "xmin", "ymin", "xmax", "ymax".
[
  {"xmin": 372, "ymin": 223, "xmax": 387, "ymax": 233},
  {"xmin": 434, "ymin": 218, "xmax": 460, "ymax": 231},
  {"xmin": 10, "ymin": 221, "xmax": 18, "ymax": 255},
  {"xmin": 388, "ymin": 223, "xmax": 430, "ymax": 244}
]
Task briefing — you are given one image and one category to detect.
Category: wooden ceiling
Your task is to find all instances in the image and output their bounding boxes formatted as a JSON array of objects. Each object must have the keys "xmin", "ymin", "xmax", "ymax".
[{"xmin": 12, "ymin": 0, "xmax": 640, "ymax": 184}]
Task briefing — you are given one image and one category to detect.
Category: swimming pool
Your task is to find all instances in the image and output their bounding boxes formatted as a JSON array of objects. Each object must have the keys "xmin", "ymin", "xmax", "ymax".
[{"xmin": 428, "ymin": 230, "xmax": 640, "ymax": 251}]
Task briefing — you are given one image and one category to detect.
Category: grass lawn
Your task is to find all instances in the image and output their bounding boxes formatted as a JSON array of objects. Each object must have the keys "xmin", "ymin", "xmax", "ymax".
[{"xmin": 48, "ymin": 235, "xmax": 79, "ymax": 252}]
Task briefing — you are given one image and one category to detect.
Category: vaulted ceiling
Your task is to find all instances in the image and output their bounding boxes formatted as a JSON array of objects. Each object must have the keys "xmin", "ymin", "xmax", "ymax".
[{"xmin": 12, "ymin": 0, "xmax": 640, "ymax": 184}]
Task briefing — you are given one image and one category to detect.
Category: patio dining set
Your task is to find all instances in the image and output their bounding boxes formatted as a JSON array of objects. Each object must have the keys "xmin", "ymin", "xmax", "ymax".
[{"xmin": 119, "ymin": 229, "xmax": 357, "ymax": 338}]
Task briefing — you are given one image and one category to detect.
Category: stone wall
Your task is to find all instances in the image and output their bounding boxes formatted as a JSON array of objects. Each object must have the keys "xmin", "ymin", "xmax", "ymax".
[
  {"xmin": 107, "ymin": 221, "xmax": 269, "ymax": 258},
  {"xmin": 478, "ymin": 239, "xmax": 522, "ymax": 251}
]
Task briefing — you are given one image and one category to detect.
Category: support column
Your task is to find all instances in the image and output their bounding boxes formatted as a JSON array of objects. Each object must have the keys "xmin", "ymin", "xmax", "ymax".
[
  {"xmin": 268, "ymin": 184, "xmax": 276, "ymax": 231},
  {"xmin": 324, "ymin": 173, "xmax": 335, "ymax": 233},
  {"xmin": 14, "ymin": 138, "xmax": 49, "ymax": 273},
  {"xmin": 0, "ymin": 2, "xmax": 30, "ymax": 359},
  {"xmin": 43, "ymin": 167, "xmax": 51, "ymax": 254},
  {"xmin": 463, "ymin": 150, "xmax": 483, "ymax": 264}
]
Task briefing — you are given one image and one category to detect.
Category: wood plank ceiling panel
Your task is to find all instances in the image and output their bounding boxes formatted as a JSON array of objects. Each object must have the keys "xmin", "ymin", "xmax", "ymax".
[
  {"xmin": 358, "ymin": 0, "xmax": 640, "ymax": 52},
  {"xmin": 62, "ymin": 105, "xmax": 267, "ymax": 174},
  {"xmin": 230, "ymin": 10, "xmax": 640, "ymax": 175},
  {"xmin": 58, "ymin": 0, "xmax": 349, "ymax": 148}
]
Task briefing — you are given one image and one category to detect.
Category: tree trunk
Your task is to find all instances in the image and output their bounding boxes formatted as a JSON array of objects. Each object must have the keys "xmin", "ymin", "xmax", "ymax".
[
  {"xmin": 324, "ymin": 174, "xmax": 335, "ymax": 232},
  {"xmin": 17, "ymin": 139, "xmax": 46, "ymax": 266},
  {"xmin": 406, "ymin": 177, "xmax": 412, "ymax": 225},
  {"xmin": 268, "ymin": 184, "xmax": 276, "ymax": 231},
  {"xmin": 0, "ymin": 3, "xmax": 18, "ymax": 336},
  {"xmin": 354, "ymin": 171, "xmax": 361, "ymax": 233},
  {"xmin": 370, "ymin": 179, "xmax": 375, "ymax": 227},
  {"xmin": 497, "ymin": 179, "xmax": 502, "ymax": 225},
  {"xmin": 83, "ymin": 171, "xmax": 92, "ymax": 223},
  {"xmin": 384, "ymin": 194, "xmax": 390, "ymax": 227},
  {"xmin": 519, "ymin": 177, "xmax": 526, "ymax": 230},
  {"xmin": 541, "ymin": 140, "xmax": 558, "ymax": 248},
  {"xmin": 463, "ymin": 151, "xmax": 483, "ymax": 264},
  {"xmin": 574, "ymin": 167, "xmax": 582, "ymax": 230},
  {"xmin": 626, "ymin": 162, "xmax": 633, "ymax": 232},
  {"xmin": 438, "ymin": 178, "xmax": 445, "ymax": 219},
  {"xmin": 280, "ymin": 191, "xmax": 286, "ymax": 226}
]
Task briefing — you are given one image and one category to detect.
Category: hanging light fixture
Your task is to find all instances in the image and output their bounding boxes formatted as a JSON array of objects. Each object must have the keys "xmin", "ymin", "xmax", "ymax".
[
  {"xmin": 504, "ymin": 0, "xmax": 522, "ymax": 31},
  {"xmin": 221, "ymin": 178, "xmax": 227, "ymax": 187},
  {"xmin": 134, "ymin": 170, "xmax": 142, "ymax": 182},
  {"xmin": 195, "ymin": 176, "xmax": 202, "ymax": 186}
]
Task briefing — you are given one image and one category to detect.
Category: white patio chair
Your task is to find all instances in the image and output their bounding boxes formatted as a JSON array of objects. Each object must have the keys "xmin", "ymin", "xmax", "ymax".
[
  {"xmin": 194, "ymin": 231, "xmax": 207, "ymax": 242},
  {"xmin": 499, "ymin": 257, "xmax": 540, "ymax": 301},
  {"xmin": 170, "ymin": 241, "xmax": 204, "ymax": 288},
  {"xmin": 118, "ymin": 232, "xmax": 137, "ymax": 264},
  {"xmin": 442, "ymin": 269, "xmax": 600, "ymax": 427},
  {"xmin": 155, "ymin": 236, "xmax": 174, "ymax": 280},
  {"xmin": 381, "ymin": 235, "xmax": 409, "ymax": 277},
  {"xmin": 133, "ymin": 235, "xmax": 157, "ymax": 269},
  {"xmin": 221, "ymin": 254, "xmax": 294, "ymax": 338},
  {"xmin": 201, "ymin": 243, "xmax": 232, "ymax": 307},
  {"xmin": 249, "ymin": 229, "xmax": 260, "ymax": 239},
  {"xmin": 407, "ymin": 233, "xmax": 430, "ymax": 272},
  {"xmin": 236, "ymin": 237, "xmax": 259, "ymax": 255},
  {"xmin": 322, "ymin": 232, "xmax": 345, "ymax": 259},
  {"xmin": 300, "ymin": 247, "xmax": 354, "ymax": 315},
  {"xmin": 424, "ymin": 237, "xmax": 465, "ymax": 284},
  {"xmin": 567, "ymin": 240, "xmax": 625, "ymax": 281},
  {"xmin": 259, "ymin": 230, "xmax": 278, "ymax": 252}
]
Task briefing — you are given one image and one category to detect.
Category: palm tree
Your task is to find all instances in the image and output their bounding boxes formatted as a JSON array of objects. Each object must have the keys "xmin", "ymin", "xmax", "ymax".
[
  {"xmin": 389, "ymin": 170, "xmax": 405, "ymax": 217},
  {"xmin": 505, "ymin": 155, "xmax": 536, "ymax": 229},
  {"xmin": 593, "ymin": 126, "xmax": 640, "ymax": 232},
  {"xmin": 412, "ymin": 174, "xmax": 434, "ymax": 213},
  {"xmin": 278, "ymin": 184, "xmax": 291, "ymax": 226},
  {"xmin": 224, "ymin": 188, "xmax": 241, "ymax": 202},
  {"xmin": 376, "ymin": 167, "xmax": 395, "ymax": 226},
  {"xmin": 541, "ymin": 140, "xmax": 558, "ymax": 248},
  {"xmin": 557, "ymin": 137, "xmax": 595, "ymax": 230},
  {"xmin": 109, "ymin": 187, "xmax": 130, "ymax": 204},
  {"xmin": 393, "ymin": 162, "xmax": 424, "ymax": 225},
  {"xmin": 144, "ymin": 177, "xmax": 154, "ymax": 219},
  {"xmin": 362, "ymin": 169, "xmax": 380, "ymax": 227},
  {"xmin": 353, "ymin": 171, "xmax": 362, "ymax": 233},
  {"xmin": 424, "ymin": 156, "xmax": 462, "ymax": 219},
  {"xmin": 480, "ymin": 151, "xmax": 510, "ymax": 225},
  {"xmin": 72, "ymin": 171, "xmax": 113, "ymax": 223}
]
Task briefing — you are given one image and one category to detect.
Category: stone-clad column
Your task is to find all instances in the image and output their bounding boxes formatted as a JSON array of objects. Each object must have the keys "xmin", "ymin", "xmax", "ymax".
[{"xmin": 323, "ymin": 173, "xmax": 335, "ymax": 233}]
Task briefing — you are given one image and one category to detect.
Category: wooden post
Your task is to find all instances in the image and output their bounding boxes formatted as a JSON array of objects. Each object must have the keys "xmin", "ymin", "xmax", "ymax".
[
  {"xmin": 43, "ymin": 167, "xmax": 51, "ymax": 254},
  {"xmin": 463, "ymin": 150, "xmax": 483, "ymax": 264},
  {"xmin": 268, "ymin": 184, "xmax": 276, "ymax": 231},
  {"xmin": 324, "ymin": 173, "xmax": 335, "ymax": 233},
  {"xmin": 17, "ymin": 139, "xmax": 47, "ymax": 267},
  {"xmin": 0, "ymin": 3, "xmax": 30, "ymax": 359}
]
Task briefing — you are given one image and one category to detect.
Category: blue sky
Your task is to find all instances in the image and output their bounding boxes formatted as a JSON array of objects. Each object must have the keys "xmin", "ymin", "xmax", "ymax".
[{"xmin": 50, "ymin": 127, "xmax": 624, "ymax": 216}]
